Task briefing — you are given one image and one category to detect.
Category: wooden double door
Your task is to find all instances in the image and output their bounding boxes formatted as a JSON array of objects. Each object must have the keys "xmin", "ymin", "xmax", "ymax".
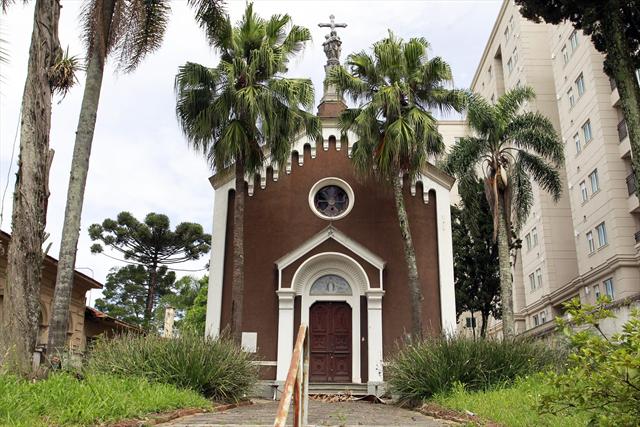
[{"xmin": 309, "ymin": 302, "xmax": 352, "ymax": 382}]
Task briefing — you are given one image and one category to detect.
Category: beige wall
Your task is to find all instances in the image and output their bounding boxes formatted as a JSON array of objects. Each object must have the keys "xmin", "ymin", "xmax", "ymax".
[{"xmin": 454, "ymin": 0, "xmax": 640, "ymax": 336}]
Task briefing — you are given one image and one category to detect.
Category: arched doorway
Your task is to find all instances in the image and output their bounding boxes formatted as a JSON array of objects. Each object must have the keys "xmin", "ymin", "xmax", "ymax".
[{"xmin": 309, "ymin": 299, "xmax": 352, "ymax": 382}]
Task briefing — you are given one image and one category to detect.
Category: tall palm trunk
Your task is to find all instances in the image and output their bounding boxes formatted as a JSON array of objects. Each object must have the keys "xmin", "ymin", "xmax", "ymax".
[
  {"xmin": 1, "ymin": 0, "xmax": 61, "ymax": 372},
  {"xmin": 48, "ymin": 0, "xmax": 116, "ymax": 357},
  {"xmin": 603, "ymin": 6, "xmax": 640, "ymax": 199},
  {"xmin": 230, "ymin": 160, "xmax": 245, "ymax": 343},
  {"xmin": 392, "ymin": 177, "xmax": 423, "ymax": 338},
  {"xmin": 496, "ymin": 196, "xmax": 515, "ymax": 339}
]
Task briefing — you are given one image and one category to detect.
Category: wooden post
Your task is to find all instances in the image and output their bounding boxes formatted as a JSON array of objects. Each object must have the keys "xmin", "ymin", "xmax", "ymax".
[{"xmin": 274, "ymin": 324, "xmax": 307, "ymax": 427}]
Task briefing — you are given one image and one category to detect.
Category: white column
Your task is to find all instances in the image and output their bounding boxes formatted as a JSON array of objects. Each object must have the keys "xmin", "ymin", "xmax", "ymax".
[
  {"xmin": 276, "ymin": 289, "xmax": 296, "ymax": 382},
  {"xmin": 435, "ymin": 186, "xmax": 457, "ymax": 335},
  {"xmin": 366, "ymin": 289, "xmax": 385, "ymax": 391},
  {"xmin": 205, "ymin": 180, "xmax": 233, "ymax": 338}
]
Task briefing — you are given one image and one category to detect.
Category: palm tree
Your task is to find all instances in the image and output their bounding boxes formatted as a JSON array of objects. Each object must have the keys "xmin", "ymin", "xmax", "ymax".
[
  {"xmin": 445, "ymin": 87, "xmax": 564, "ymax": 339},
  {"xmin": 326, "ymin": 33, "xmax": 467, "ymax": 338},
  {"xmin": 48, "ymin": 0, "xmax": 215, "ymax": 358},
  {"xmin": 175, "ymin": 3, "xmax": 321, "ymax": 342},
  {"xmin": 1, "ymin": 0, "xmax": 63, "ymax": 373}
]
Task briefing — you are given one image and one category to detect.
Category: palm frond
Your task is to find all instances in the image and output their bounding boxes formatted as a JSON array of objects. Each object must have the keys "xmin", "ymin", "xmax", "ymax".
[
  {"xmin": 507, "ymin": 111, "xmax": 564, "ymax": 165},
  {"xmin": 516, "ymin": 151, "xmax": 562, "ymax": 201},
  {"xmin": 495, "ymin": 85, "xmax": 535, "ymax": 124},
  {"xmin": 510, "ymin": 160, "xmax": 534, "ymax": 231}
]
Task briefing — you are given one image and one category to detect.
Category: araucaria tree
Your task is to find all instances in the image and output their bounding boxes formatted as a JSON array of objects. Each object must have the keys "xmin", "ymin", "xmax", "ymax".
[
  {"xmin": 445, "ymin": 87, "xmax": 564, "ymax": 339},
  {"xmin": 1, "ymin": 0, "xmax": 66, "ymax": 371},
  {"xmin": 452, "ymin": 178, "xmax": 501, "ymax": 338},
  {"xmin": 327, "ymin": 32, "xmax": 466, "ymax": 338},
  {"xmin": 175, "ymin": 3, "xmax": 320, "ymax": 342},
  {"xmin": 515, "ymin": 0, "xmax": 640, "ymax": 198},
  {"xmin": 48, "ymin": 0, "xmax": 224, "ymax": 358},
  {"xmin": 88, "ymin": 212, "xmax": 211, "ymax": 329}
]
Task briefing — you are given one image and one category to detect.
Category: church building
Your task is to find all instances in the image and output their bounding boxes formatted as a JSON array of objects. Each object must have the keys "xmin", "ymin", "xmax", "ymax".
[{"xmin": 204, "ymin": 17, "xmax": 456, "ymax": 394}]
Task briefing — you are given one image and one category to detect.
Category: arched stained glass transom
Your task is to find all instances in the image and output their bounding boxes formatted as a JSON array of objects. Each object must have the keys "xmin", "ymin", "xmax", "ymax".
[{"xmin": 309, "ymin": 274, "xmax": 352, "ymax": 295}]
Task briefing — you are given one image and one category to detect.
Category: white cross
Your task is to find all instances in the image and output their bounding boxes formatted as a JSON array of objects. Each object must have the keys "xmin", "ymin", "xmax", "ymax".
[{"xmin": 318, "ymin": 14, "xmax": 347, "ymax": 32}]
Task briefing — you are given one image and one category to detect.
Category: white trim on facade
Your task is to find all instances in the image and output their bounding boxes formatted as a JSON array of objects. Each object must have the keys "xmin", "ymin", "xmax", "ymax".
[{"xmin": 205, "ymin": 179, "xmax": 234, "ymax": 338}]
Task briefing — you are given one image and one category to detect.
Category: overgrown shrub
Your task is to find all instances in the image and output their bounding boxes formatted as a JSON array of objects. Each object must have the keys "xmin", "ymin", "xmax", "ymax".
[
  {"xmin": 86, "ymin": 331, "xmax": 258, "ymax": 402},
  {"xmin": 387, "ymin": 335, "xmax": 564, "ymax": 404},
  {"xmin": 540, "ymin": 297, "xmax": 640, "ymax": 426}
]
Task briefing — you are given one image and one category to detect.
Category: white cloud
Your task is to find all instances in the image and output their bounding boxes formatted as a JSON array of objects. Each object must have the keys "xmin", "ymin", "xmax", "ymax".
[{"xmin": 0, "ymin": 0, "xmax": 500, "ymax": 304}]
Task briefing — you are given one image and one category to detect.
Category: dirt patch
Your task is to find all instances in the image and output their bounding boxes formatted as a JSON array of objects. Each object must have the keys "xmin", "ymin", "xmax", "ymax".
[
  {"xmin": 419, "ymin": 402, "xmax": 503, "ymax": 426},
  {"xmin": 107, "ymin": 400, "xmax": 253, "ymax": 426}
]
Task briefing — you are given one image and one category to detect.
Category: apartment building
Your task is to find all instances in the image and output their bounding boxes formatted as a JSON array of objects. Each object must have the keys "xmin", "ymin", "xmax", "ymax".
[{"xmin": 455, "ymin": 0, "xmax": 640, "ymax": 338}]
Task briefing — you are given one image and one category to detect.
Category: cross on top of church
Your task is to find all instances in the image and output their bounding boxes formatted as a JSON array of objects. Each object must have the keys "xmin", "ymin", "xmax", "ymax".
[
  {"xmin": 318, "ymin": 14, "xmax": 347, "ymax": 66},
  {"xmin": 318, "ymin": 14, "xmax": 347, "ymax": 33}
]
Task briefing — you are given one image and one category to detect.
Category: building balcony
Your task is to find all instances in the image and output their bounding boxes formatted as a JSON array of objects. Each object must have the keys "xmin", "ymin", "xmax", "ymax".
[
  {"xmin": 635, "ymin": 230, "xmax": 640, "ymax": 244},
  {"xmin": 628, "ymin": 172, "xmax": 640, "ymax": 213},
  {"xmin": 627, "ymin": 172, "xmax": 637, "ymax": 196},
  {"xmin": 618, "ymin": 119, "xmax": 629, "ymax": 142}
]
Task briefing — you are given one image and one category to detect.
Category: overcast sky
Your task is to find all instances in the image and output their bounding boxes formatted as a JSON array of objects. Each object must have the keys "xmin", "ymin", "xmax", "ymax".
[{"xmin": 0, "ymin": 0, "xmax": 501, "ymax": 305}]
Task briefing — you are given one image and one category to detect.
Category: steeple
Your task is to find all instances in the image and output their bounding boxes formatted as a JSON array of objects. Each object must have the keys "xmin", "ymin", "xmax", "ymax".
[{"xmin": 317, "ymin": 15, "xmax": 347, "ymax": 118}]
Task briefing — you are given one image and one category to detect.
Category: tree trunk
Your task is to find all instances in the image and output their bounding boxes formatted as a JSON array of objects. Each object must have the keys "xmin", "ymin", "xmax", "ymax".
[
  {"xmin": 47, "ymin": 0, "xmax": 116, "ymax": 358},
  {"xmin": 480, "ymin": 311, "xmax": 489, "ymax": 339},
  {"xmin": 392, "ymin": 177, "xmax": 423, "ymax": 339},
  {"xmin": 1, "ymin": 0, "xmax": 61, "ymax": 373},
  {"xmin": 230, "ymin": 160, "xmax": 245, "ymax": 344},
  {"xmin": 496, "ymin": 196, "xmax": 515, "ymax": 339},
  {"xmin": 603, "ymin": 6, "xmax": 640, "ymax": 199},
  {"xmin": 144, "ymin": 264, "xmax": 158, "ymax": 327}
]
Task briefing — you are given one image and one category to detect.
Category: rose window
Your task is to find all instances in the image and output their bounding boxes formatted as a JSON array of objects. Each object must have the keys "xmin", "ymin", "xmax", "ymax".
[{"xmin": 314, "ymin": 185, "xmax": 349, "ymax": 217}]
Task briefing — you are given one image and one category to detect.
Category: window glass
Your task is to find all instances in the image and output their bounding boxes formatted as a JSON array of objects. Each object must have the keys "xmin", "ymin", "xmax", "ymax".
[
  {"xmin": 536, "ymin": 268, "xmax": 543, "ymax": 288},
  {"xmin": 582, "ymin": 120, "xmax": 593, "ymax": 142},
  {"xmin": 562, "ymin": 45, "xmax": 569, "ymax": 64},
  {"xmin": 594, "ymin": 284, "xmax": 601, "ymax": 299},
  {"xmin": 589, "ymin": 169, "xmax": 600, "ymax": 193},
  {"xmin": 576, "ymin": 73, "xmax": 586, "ymax": 96},
  {"xmin": 529, "ymin": 273, "xmax": 536, "ymax": 291},
  {"xmin": 532, "ymin": 227, "xmax": 538, "ymax": 246},
  {"xmin": 580, "ymin": 181, "xmax": 588, "ymax": 202},
  {"xmin": 574, "ymin": 133, "xmax": 581, "ymax": 154},
  {"xmin": 525, "ymin": 233, "xmax": 532, "ymax": 251},
  {"xmin": 596, "ymin": 222, "xmax": 607, "ymax": 247},
  {"xmin": 570, "ymin": 30, "xmax": 579, "ymax": 51},
  {"xmin": 604, "ymin": 278, "xmax": 614, "ymax": 298},
  {"xmin": 568, "ymin": 88, "xmax": 575, "ymax": 107},
  {"xmin": 587, "ymin": 231, "xmax": 595, "ymax": 253}
]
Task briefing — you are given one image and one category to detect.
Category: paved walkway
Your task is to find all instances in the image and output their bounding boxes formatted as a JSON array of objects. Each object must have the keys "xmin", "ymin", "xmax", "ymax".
[{"xmin": 159, "ymin": 399, "xmax": 449, "ymax": 426}]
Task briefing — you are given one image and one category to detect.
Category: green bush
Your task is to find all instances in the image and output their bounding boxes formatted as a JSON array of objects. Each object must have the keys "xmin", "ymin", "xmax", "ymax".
[
  {"xmin": 0, "ymin": 372, "xmax": 210, "ymax": 426},
  {"xmin": 86, "ymin": 331, "xmax": 258, "ymax": 402},
  {"xmin": 540, "ymin": 297, "xmax": 640, "ymax": 426},
  {"xmin": 387, "ymin": 335, "xmax": 564, "ymax": 404}
]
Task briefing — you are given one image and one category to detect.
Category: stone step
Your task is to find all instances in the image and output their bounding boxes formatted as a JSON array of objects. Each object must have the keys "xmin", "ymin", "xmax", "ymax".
[{"xmin": 308, "ymin": 382, "xmax": 369, "ymax": 395}]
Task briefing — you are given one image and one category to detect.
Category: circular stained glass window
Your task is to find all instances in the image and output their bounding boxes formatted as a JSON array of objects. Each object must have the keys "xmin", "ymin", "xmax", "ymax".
[{"xmin": 314, "ymin": 185, "xmax": 349, "ymax": 217}]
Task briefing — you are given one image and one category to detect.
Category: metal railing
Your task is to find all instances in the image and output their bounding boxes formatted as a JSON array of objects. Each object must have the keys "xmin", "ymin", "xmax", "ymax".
[
  {"xmin": 274, "ymin": 324, "xmax": 309, "ymax": 427},
  {"xmin": 627, "ymin": 171, "xmax": 637, "ymax": 196},
  {"xmin": 618, "ymin": 119, "xmax": 628, "ymax": 142},
  {"xmin": 635, "ymin": 230, "xmax": 640, "ymax": 245}
]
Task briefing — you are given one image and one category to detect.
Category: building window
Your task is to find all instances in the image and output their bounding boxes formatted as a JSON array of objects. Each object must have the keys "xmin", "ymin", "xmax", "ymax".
[
  {"xmin": 532, "ymin": 227, "xmax": 539, "ymax": 247},
  {"xmin": 576, "ymin": 73, "xmax": 586, "ymax": 96},
  {"xmin": 569, "ymin": 30, "xmax": 579, "ymax": 52},
  {"xmin": 516, "ymin": 79, "xmax": 522, "ymax": 88},
  {"xmin": 594, "ymin": 284, "xmax": 601, "ymax": 299},
  {"xmin": 562, "ymin": 45, "xmax": 569, "ymax": 64},
  {"xmin": 513, "ymin": 47, "xmax": 519, "ymax": 64},
  {"xmin": 587, "ymin": 231, "xmax": 595, "ymax": 253},
  {"xmin": 533, "ymin": 314, "xmax": 540, "ymax": 326},
  {"xmin": 488, "ymin": 66, "xmax": 492, "ymax": 78},
  {"xmin": 504, "ymin": 25, "xmax": 510, "ymax": 41},
  {"xmin": 567, "ymin": 88, "xmax": 575, "ymax": 108},
  {"xmin": 507, "ymin": 57, "xmax": 514, "ymax": 74},
  {"xmin": 491, "ymin": 94, "xmax": 495, "ymax": 104},
  {"xmin": 604, "ymin": 278, "xmax": 614, "ymax": 298},
  {"xmin": 582, "ymin": 120, "xmax": 593, "ymax": 142},
  {"xmin": 596, "ymin": 222, "xmax": 608, "ymax": 247},
  {"xmin": 540, "ymin": 310, "xmax": 547, "ymax": 323},
  {"xmin": 465, "ymin": 317, "xmax": 476, "ymax": 328},
  {"xmin": 308, "ymin": 177, "xmax": 355, "ymax": 220},
  {"xmin": 529, "ymin": 273, "xmax": 536, "ymax": 291},
  {"xmin": 574, "ymin": 133, "xmax": 581, "ymax": 154},
  {"xmin": 536, "ymin": 268, "xmax": 543, "ymax": 289},
  {"xmin": 589, "ymin": 169, "xmax": 600, "ymax": 193},
  {"xmin": 525, "ymin": 233, "xmax": 532, "ymax": 251},
  {"xmin": 580, "ymin": 181, "xmax": 588, "ymax": 202}
]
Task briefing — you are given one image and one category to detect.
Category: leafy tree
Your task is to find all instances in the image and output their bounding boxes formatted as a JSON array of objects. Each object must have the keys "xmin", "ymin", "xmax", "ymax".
[
  {"xmin": 326, "ymin": 32, "xmax": 466, "ymax": 338},
  {"xmin": 540, "ymin": 297, "xmax": 640, "ymax": 425},
  {"xmin": 175, "ymin": 3, "xmax": 320, "ymax": 342},
  {"xmin": 1, "ymin": 0, "xmax": 75, "ymax": 372},
  {"xmin": 445, "ymin": 87, "xmax": 564, "ymax": 338},
  {"xmin": 452, "ymin": 179, "xmax": 501, "ymax": 338},
  {"xmin": 182, "ymin": 279, "xmax": 208, "ymax": 335},
  {"xmin": 95, "ymin": 265, "xmax": 176, "ymax": 328},
  {"xmin": 158, "ymin": 275, "xmax": 207, "ymax": 331},
  {"xmin": 48, "ymin": 0, "xmax": 225, "ymax": 358},
  {"xmin": 88, "ymin": 212, "xmax": 210, "ymax": 328},
  {"xmin": 515, "ymin": 0, "xmax": 640, "ymax": 199}
]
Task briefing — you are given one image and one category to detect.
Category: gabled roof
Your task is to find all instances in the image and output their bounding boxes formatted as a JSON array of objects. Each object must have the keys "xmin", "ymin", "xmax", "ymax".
[{"xmin": 275, "ymin": 225, "xmax": 386, "ymax": 271}]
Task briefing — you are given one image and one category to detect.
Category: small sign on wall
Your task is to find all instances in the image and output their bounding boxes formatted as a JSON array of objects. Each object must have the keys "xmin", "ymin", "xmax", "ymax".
[{"xmin": 241, "ymin": 332, "xmax": 257, "ymax": 353}]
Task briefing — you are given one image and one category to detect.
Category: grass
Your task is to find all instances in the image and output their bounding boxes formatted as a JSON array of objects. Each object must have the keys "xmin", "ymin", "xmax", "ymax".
[
  {"xmin": 0, "ymin": 372, "xmax": 211, "ymax": 426},
  {"xmin": 432, "ymin": 374, "xmax": 590, "ymax": 427},
  {"xmin": 86, "ymin": 331, "xmax": 258, "ymax": 401},
  {"xmin": 387, "ymin": 336, "xmax": 564, "ymax": 403}
]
